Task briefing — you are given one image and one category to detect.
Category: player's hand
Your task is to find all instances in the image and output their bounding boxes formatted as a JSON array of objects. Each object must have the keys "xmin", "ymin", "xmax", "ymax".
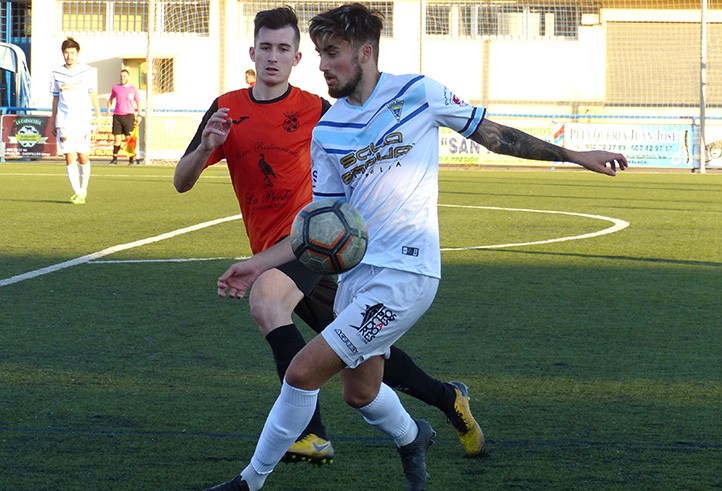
[
  {"xmin": 217, "ymin": 260, "xmax": 262, "ymax": 299},
  {"xmin": 199, "ymin": 107, "xmax": 233, "ymax": 152},
  {"xmin": 573, "ymin": 150, "xmax": 628, "ymax": 176}
]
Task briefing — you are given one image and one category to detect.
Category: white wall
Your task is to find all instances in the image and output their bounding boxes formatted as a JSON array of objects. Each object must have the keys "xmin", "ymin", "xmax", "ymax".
[
  {"xmin": 31, "ymin": 0, "xmax": 223, "ymax": 111},
  {"xmin": 31, "ymin": 0, "xmax": 657, "ymax": 160},
  {"xmin": 30, "ymin": 0, "xmax": 611, "ymax": 111}
]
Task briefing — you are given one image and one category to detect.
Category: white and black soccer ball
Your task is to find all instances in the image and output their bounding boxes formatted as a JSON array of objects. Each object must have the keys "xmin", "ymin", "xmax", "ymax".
[{"xmin": 291, "ymin": 199, "xmax": 368, "ymax": 274}]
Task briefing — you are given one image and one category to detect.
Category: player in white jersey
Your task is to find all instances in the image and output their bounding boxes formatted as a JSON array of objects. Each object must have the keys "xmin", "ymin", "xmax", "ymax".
[
  {"xmin": 312, "ymin": 74, "xmax": 484, "ymax": 280},
  {"xmin": 211, "ymin": 4, "xmax": 628, "ymax": 491},
  {"xmin": 49, "ymin": 37, "xmax": 101, "ymax": 205}
]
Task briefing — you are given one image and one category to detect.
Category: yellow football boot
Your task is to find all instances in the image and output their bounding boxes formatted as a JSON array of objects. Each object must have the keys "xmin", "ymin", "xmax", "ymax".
[
  {"xmin": 281, "ymin": 433, "xmax": 334, "ymax": 466},
  {"xmin": 446, "ymin": 381, "xmax": 486, "ymax": 457}
]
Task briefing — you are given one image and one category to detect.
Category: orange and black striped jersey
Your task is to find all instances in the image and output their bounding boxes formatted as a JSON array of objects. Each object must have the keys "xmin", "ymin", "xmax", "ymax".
[{"xmin": 185, "ymin": 85, "xmax": 329, "ymax": 254}]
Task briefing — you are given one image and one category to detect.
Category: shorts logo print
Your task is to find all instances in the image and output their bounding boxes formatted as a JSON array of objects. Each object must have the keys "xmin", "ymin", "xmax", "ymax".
[
  {"xmin": 334, "ymin": 328, "xmax": 358, "ymax": 354},
  {"xmin": 352, "ymin": 303, "xmax": 397, "ymax": 343}
]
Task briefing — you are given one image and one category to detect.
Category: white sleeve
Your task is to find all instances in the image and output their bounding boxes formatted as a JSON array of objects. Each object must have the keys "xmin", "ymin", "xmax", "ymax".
[
  {"xmin": 424, "ymin": 77, "xmax": 485, "ymax": 138},
  {"xmin": 311, "ymin": 136, "xmax": 346, "ymax": 200},
  {"xmin": 49, "ymin": 73, "xmax": 58, "ymax": 96}
]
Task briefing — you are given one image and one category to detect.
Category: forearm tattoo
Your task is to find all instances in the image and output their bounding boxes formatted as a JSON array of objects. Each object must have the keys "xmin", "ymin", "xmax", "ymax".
[{"xmin": 473, "ymin": 120, "xmax": 569, "ymax": 162}]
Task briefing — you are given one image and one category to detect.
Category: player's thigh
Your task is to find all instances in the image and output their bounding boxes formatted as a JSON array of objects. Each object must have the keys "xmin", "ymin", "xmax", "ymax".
[
  {"xmin": 111, "ymin": 116, "xmax": 124, "ymax": 135},
  {"xmin": 248, "ymin": 267, "xmax": 304, "ymax": 332},
  {"xmin": 57, "ymin": 127, "xmax": 91, "ymax": 155},
  {"xmin": 119, "ymin": 114, "xmax": 135, "ymax": 135},
  {"xmin": 286, "ymin": 334, "xmax": 346, "ymax": 390}
]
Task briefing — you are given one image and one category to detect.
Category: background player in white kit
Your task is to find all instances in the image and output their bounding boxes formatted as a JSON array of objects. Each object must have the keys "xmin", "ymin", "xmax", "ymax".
[
  {"xmin": 211, "ymin": 3, "xmax": 628, "ymax": 490},
  {"xmin": 49, "ymin": 37, "xmax": 101, "ymax": 205}
]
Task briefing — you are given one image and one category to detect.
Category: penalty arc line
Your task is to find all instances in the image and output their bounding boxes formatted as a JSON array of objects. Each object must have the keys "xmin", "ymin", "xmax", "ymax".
[
  {"xmin": 1, "ymin": 206, "xmax": 629, "ymax": 286},
  {"xmin": 438, "ymin": 204, "xmax": 629, "ymax": 251},
  {"xmin": 0, "ymin": 214, "xmax": 243, "ymax": 287},
  {"xmin": 85, "ymin": 207, "xmax": 629, "ymax": 262}
]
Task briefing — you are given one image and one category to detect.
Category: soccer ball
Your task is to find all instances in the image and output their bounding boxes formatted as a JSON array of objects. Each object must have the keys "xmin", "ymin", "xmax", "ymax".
[{"xmin": 291, "ymin": 199, "xmax": 368, "ymax": 274}]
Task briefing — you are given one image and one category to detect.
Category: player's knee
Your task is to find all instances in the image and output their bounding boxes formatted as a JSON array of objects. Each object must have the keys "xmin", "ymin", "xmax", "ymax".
[
  {"xmin": 248, "ymin": 295, "xmax": 279, "ymax": 331},
  {"xmin": 249, "ymin": 275, "xmax": 296, "ymax": 333},
  {"xmin": 342, "ymin": 384, "xmax": 376, "ymax": 409},
  {"xmin": 284, "ymin": 363, "xmax": 315, "ymax": 391}
]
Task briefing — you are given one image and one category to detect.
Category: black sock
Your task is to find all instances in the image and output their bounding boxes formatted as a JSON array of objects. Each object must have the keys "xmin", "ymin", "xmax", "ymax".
[
  {"xmin": 265, "ymin": 324, "xmax": 328, "ymax": 439},
  {"xmin": 383, "ymin": 345, "xmax": 457, "ymax": 413},
  {"xmin": 112, "ymin": 145, "xmax": 120, "ymax": 156}
]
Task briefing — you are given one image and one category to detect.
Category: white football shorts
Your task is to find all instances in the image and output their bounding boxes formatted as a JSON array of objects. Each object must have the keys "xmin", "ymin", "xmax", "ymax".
[
  {"xmin": 322, "ymin": 263, "xmax": 440, "ymax": 369},
  {"xmin": 56, "ymin": 126, "xmax": 92, "ymax": 155}
]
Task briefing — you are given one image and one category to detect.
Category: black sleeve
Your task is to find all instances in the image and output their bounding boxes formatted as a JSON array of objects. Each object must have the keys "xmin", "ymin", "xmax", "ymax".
[
  {"xmin": 181, "ymin": 98, "xmax": 220, "ymax": 158},
  {"xmin": 320, "ymin": 98, "xmax": 332, "ymax": 117}
]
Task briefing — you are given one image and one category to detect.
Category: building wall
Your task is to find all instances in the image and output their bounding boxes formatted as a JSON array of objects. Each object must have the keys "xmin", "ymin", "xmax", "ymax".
[
  {"xmin": 29, "ymin": 0, "xmax": 616, "ymax": 110},
  {"xmin": 26, "ymin": 0, "xmax": 722, "ymax": 160}
]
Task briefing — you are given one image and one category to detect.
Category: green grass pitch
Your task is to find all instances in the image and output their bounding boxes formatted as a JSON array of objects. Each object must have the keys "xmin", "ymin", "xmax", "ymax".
[{"xmin": 1, "ymin": 163, "xmax": 720, "ymax": 490}]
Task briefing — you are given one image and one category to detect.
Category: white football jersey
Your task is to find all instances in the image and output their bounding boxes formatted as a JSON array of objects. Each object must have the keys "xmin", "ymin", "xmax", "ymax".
[
  {"xmin": 49, "ymin": 63, "xmax": 97, "ymax": 129},
  {"xmin": 311, "ymin": 73, "xmax": 486, "ymax": 279}
]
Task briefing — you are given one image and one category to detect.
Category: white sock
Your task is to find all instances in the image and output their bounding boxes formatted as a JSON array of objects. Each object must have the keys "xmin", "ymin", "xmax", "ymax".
[
  {"xmin": 239, "ymin": 464, "xmax": 267, "ymax": 491},
  {"xmin": 357, "ymin": 383, "xmax": 418, "ymax": 447},
  {"xmin": 249, "ymin": 379, "xmax": 318, "ymax": 475},
  {"xmin": 66, "ymin": 163, "xmax": 82, "ymax": 195},
  {"xmin": 78, "ymin": 162, "xmax": 91, "ymax": 195}
]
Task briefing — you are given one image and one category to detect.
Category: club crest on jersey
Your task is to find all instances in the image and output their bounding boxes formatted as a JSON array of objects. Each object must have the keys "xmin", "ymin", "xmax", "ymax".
[
  {"xmin": 443, "ymin": 88, "xmax": 468, "ymax": 107},
  {"xmin": 283, "ymin": 112, "xmax": 300, "ymax": 132},
  {"xmin": 352, "ymin": 303, "xmax": 397, "ymax": 343},
  {"xmin": 386, "ymin": 99, "xmax": 404, "ymax": 122}
]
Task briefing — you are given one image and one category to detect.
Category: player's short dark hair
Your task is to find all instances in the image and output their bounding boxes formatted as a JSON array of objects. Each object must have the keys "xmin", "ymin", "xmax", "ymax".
[
  {"xmin": 61, "ymin": 37, "xmax": 80, "ymax": 52},
  {"xmin": 309, "ymin": 3, "xmax": 383, "ymax": 62},
  {"xmin": 254, "ymin": 6, "xmax": 301, "ymax": 49},
  {"xmin": 120, "ymin": 69, "xmax": 130, "ymax": 75}
]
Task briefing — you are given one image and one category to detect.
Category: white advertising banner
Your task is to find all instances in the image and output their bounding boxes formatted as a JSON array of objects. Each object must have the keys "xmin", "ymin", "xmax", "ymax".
[
  {"xmin": 438, "ymin": 121, "xmax": 698, "ymax": 169},
  {"xmin": 563, "ymin": 123, "xmax": 694, "ymax": 169}
]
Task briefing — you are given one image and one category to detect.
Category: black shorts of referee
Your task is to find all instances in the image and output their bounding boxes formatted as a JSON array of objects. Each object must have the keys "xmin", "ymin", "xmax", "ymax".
[{"xmin": 112, "ymin": 114, "xmax": 136, "ymax": 136}]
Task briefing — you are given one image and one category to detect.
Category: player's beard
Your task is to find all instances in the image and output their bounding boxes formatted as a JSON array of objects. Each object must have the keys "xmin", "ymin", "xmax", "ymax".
[{"xmin": 328, "ymin": 58, "xmax": 363, "ymax": 99}]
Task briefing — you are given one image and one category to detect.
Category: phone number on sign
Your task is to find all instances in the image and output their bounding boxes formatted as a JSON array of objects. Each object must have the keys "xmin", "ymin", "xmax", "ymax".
[{"xmin": 578, "ymin": 143, "xmax": 678, "ymax": 153}]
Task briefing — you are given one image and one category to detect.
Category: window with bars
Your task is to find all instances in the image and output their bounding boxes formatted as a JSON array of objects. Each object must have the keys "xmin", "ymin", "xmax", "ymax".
[
  {"xmin": 426, "ymin": 5, "xmax": 450, "ymax": 36},
  {"xmin": 238, "ymin": 1, "xmax": 394, "ymax": 38},
  {"xmin": 62, "ymin": 1, "xmax": 107, "ymax": 32},
  {"xmin": 112, "ymin": 1, "xmax": 146, "ymax": 32},
  {"xmin": 427, "ymin": 2, "xmax": 601, "ymax": 40},
  {"xmin": 60, "ymin": 0, "xmax": 210, "ymax": 35},
  {"xmin": 1, "ymin": 0, "xmax": 32, "ymax": 40}
]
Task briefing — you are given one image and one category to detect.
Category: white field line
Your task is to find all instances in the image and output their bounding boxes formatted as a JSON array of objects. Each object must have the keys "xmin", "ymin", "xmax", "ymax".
[
  {"xmin": 1, "ymin": 206, "xmax": 629, "ymax": 287},
  {"xmin": 438, "ymin": 204, "xmax": 629, "ymax": 251},
  {"xmin": 0, "ymin": 214, "xmax": 242, "ymax": 287},
  {"xmin": 1, "ymin": 172, "xmax": 230, "ymax": 179},
  {"xmin": 91, "ymin": 256, "xmax": 251, "ymax": 264}
]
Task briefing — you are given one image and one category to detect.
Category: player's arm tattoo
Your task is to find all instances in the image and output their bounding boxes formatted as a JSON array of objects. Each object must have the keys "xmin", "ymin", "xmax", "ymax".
[{"xmin": 471, "ymin": 119, "xmax": 569, "ymax": 162}]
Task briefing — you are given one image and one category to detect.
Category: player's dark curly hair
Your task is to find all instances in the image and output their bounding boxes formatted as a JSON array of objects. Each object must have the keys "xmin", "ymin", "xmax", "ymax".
[
  {"xmin": 254, "ymin": 6, "xmax": 301, "ymax": 49},
  {"xmin": 61, "ymin": 37, "xmax": 80, "ymax": 52},
  {"xmin": 309, "ymin": 3, "xmax": 384, "ymax": 63}
]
